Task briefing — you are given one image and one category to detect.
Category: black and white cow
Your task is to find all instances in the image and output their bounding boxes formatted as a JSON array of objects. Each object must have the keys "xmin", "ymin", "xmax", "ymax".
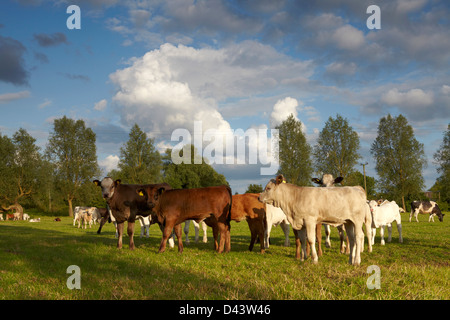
[{"xmin": 410, "ymin": 201, "xmax": 445, "ymax": 222}]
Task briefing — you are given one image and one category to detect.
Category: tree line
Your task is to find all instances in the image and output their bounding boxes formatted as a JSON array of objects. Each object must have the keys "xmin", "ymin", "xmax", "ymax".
[{"xmin": 0, "ymin": 115, "xmax": 448, "ymax": 217}]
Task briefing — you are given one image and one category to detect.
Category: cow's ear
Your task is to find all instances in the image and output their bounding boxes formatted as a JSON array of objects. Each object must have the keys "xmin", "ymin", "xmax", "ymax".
[
  {"xmin": 312, "ymin": 178, "xmax": 321, "ymax": 185},
  {"xmin": 275, "ymin": 174, "xmax": 285, "ymax": 185},
  {"xmin": 334, "ymin": 177, "xmax": 344, "ymax": 184},
  {"xmin": 114, "ymin": 179, "xmax": 121, "ymax": 186},
  {"xmin": 137, "ymin": 188, "xmax": 146, "ymax": 197},
  {"xmin": 93, "ymin": 180, "xmax": 100, "ymax": 186}
]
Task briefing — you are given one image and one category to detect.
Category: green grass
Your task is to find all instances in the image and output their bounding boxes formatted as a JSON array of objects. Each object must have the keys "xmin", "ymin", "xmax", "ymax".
[{"xmin": 0, "ymin": 212, "xmax": 448, "ymax": 300}]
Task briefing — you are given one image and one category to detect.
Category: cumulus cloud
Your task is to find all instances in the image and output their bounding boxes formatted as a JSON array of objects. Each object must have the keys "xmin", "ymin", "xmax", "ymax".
[
  {"xmin": 382, "ymin": 88, "xmax": 434, "ymax": 108},
  {"xmin": 270, "ymin": 97, "xmax": 299, "ymax": 128},
  {"xmin": 94, "ymin": 99, "xmax": 107, "ymax": 111},
  {"xmin": 99, "ymin": 155, "xmax": 119, "ymax": 174}
]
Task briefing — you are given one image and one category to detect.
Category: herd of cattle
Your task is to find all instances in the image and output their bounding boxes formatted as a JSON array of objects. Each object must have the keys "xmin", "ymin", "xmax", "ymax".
[
  {"xmin": 86, "ymin": 174, "xmax": 444, "ymax": 266},
  {"xmin": 1, "ymin": 174, "xmax": 444, "ymax": 266}
]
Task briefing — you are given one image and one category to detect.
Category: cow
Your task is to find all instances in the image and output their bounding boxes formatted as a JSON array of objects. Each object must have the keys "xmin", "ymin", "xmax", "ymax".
[
  {"xmin": 93, "ymin": 177, "xmax": 172, "ymax": 250},
  {"xmin": 184, "ymin": 220, "xmax": 208, "ymax": 244},
  {"xmin": 410, "ymin": 201, "xmax": 445, "ymax": 222},
  {"xmin": 264, "ymin": 204, "xmax": 290, "ymax": 248},
  {"xmin": 368, "ymin": 200, "xmax": 403, "ymax": 245},
  {"xmin": 231, "ymin": 193, "xmax": 266, "ymax": 253},
  {"xmin": 138, "ymin": 185, "xmax": 232, "ymax": 254},
  {"xmin": 259, "ymin": 174, "xmax": 370, "ymax": 265},
  {"xmin": 312, "ymin": 174, "xmax": 346, "ymax": 252}
]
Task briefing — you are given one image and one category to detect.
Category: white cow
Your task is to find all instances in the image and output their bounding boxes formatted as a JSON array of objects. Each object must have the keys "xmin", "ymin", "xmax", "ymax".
[
  {"xmin": 368, "ymin": 200, "xmax": 403, "ymax": 245},
  {"xmin": 23, "ymin": 213, "xmax": 30, "ymax": 221},
  {"xmin": 184, "ymin": 220, "xmax": 208, "ymax": 243},
  {"xmin": 0, "ymin": 214, "xmax": 4, "ymax": 221},
  {"xmin": 264, "ymin": 204, "xmax": 290, "ymax": 248},
  {"xmin": 259, "ymin": 174, "xmax": 370, "ymax": 265}
]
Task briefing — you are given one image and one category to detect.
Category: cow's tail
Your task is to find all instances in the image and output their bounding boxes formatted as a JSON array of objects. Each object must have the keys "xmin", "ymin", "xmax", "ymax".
[{"xmin": 226, "ymin": 185, "xmax": 232, "ymax": 223}]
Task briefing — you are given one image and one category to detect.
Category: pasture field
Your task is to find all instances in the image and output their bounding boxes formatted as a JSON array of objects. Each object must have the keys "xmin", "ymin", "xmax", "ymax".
[{"xmin": 0, "ymin": 212, "xmax": 448, "ymax": 300}]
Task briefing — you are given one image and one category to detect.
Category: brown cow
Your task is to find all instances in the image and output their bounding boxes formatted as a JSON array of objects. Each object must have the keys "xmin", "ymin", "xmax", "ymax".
[
  {"xmin": 231, "ymin": 193, "xmax": 266, "ymax": 253},
  {"xmin": 138, "ymin": 185, "xmax": 232, "ymax": 254},
  {"xmin": 93, "ymin": 177, "xmax": 171, "ymax": 250}
]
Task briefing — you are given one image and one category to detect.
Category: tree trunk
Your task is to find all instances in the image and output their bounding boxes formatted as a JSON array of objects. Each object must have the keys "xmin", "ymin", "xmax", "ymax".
[
  {"xmin": 68, "ymin": 196, "xmax": 74, "ymax": 217},
  {"xmin": 401, "ymin": 195, "xmax": 406, "ymax": 212},
  {"xmin": 2, "ymin": 202, "xmax": 24, "ymax": 220}
]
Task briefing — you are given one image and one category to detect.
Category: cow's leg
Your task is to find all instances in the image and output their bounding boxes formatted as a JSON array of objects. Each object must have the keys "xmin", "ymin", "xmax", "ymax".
[
  {"xmin": 364, "ymin": 211, "xmax": 373, "ymax": 253},
  {"xmin": 140, "ymin": 225, "xmax": 145, "ymax": 238},
  {"xmin": 371, "ymin": 227, "xmax": 376, "ymax": 246},
  {"xmin": 380, "ymin": 226, "xmax": 385, "ymax": 245},
  {"xmin": 345, "ymin": 221, "xmax": 355, "ymax": 265},
  {"xmin": 293, "ymin": 229, "xmax": 301, "ymax": 259},
  {"xmin": 248, "ymin": 221, "xmax": 257, "ymax": 252},
  {"xmin": 201, "ymin": 221, "xmax": 208, "ymax": 243},
  {"xmin": 97, "ymin": 217, "xmax": 107, "ymax": 234},
  {"xmin": 116, "ymin": 222, "xmax": 124, "ymax": 249},
  {"xmin": 415, "ymin": 210, "xmax": 419, "ymax": 222},
  {"xmin": 211, "ymin": 225, "xmax": 219, "ymax": 251},
  {"xmin": 387, "ymin": 223, "xmax": 393, "ymax": 243},
  {"xmin": 429, "ymin": 214, "xmax": 434, "ymax": 222},
  {"xmin": 299, "ymin": 227, "xmax": 308, "ymax": 262},
  {"xmin": 316, "ymin": 223, "xmax": 322, "ymax": 257},
  {"xmin": 174, "ymin": 224, "xmax": 183, "ymax": 253},
  {"xmin": 193, "ymin": 220, "xmax": 200, "ymax": 243},
  {"xmin": 184, "ymin": 220, "xmax": 191, "ymax": 244},
  {"xmin": 145, "ymin": 224, "xmax": 150, "ymax": 237},
  {"xmin": 258, "ymin": 218, "xmax": 266, "ymax": 254},
  {"xmin": 306, "ymin": 220, "xmax": 318, "ymax": 264},
  {"xmin": 127, "ymin": 221, "xmax": 135, "ymax": 250},
  {"xmin": 324, "ymin": 224, "xmax": 331, "ymax": 248},
  {"xmin": 337, "ymin": 225, "xmax": 346, "ymax": 254},
  {"xmin": 225, "ymin": 222, "xmax": 231, "ymax": 253},
  {"xmin": 353, "ymin": 222, "xmax": 363, "ymax": 266},
  {"xmin": 159, "ymin": 220, "xmax": 174, "ymax": 253},
  {"xmin": 281, "ymin": 222, "xmax": 290, "ymax": 247},
  {"xmin": 397, "ymin": 222, "xmax": 403, "ymax": 243},
  {"xmin": 264, "ymin": 221, "xmax": 272, "ymax": 249}
]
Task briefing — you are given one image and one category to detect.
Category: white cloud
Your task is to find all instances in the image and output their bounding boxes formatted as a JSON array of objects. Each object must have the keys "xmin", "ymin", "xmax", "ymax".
[
  {"xmin": 0, "ymin": 90, "xmax": 30, "ymax": 104},
  {"xmin": 99, "ymin": 155, "xmax": 119, "ymax": 173},
  {"xmin": 270, "ymin": 97, "xmax": 299, "ymax": 128},
  {"xmin": 332, "ymin": 25, "xmax": 365, "ymax": 51},
  {"xmin": 381, "ymin": 88, "xmax": 434, "ymax": 108},
  {"xmin": 94, "ymin": 99, "xmax": 107, "ymax": 111},
  {"xmin": 38, "ymin": 98, "xmax": 52, "ymax": 109}
]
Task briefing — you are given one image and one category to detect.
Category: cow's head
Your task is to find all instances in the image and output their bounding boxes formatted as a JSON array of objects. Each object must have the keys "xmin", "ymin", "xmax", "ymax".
[
  {"xmin": 136, "ymin": 186, "xmax": 168, "ymax": 210},
  {"xmin": 93, "ymin": 177, "xmax": 121, "ymax": 200},
  {"xmin": 367, "ymin": 200, "xmax": 378, "ymax": 214},
  {"xmin": 312, "ymin": 174, "xmax": 343, "ymax": 187},
  {"xmin": 258, "ymin": 174, "xmax": 286, "ymax": 207}
]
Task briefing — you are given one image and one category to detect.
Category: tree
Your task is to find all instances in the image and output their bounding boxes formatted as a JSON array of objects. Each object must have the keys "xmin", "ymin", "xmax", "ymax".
[
  {"xmin": 371, "ymin": 114, "xmax": 427, "ymax": 210},
  {"xmin": 346, "ymin": 171, "xmax": 377, "ymax": 199},
  {"xmin": 163, "ymin": 145, "xmax": 228, "ymax": 189},
  {"xmin": 313, "ymin": 114, "xmax": 361, "ymax": 183},
  {"xmin": 245, "ymin": 184, "xmax": 263, "ymax": 194},
  {"xmin": 46, "ymin": 116, "xmax": 100, "ymax": 217},
  {"xmin": 0, "ymin": 129, "xmax": 42, "ymax": 218},
  {"xmin": 276, "ymin": 114, "xmax": 313, "ymax": 186},
  {"xmin": 117, "ymin": 124, "xmax": 162, "ymax": 184},
  {"xmin": 433, "ymin": 124, "xmax": 450, "ymax": 203}
]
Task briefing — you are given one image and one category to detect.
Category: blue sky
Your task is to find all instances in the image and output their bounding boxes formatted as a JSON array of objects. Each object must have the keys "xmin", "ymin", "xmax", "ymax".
[{"xmin": 0, "ymin": 0, "xmax": 449, "ymax": 194}]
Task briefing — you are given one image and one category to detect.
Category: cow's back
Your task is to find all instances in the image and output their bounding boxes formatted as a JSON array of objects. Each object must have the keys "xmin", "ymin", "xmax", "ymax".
[
  {"xmin": 159, "ymin": 185, "xmax": 232, "ymax": 223},
  {"xmin": 231, "ymin": 193, "xmax": 264, "ymax": 221}
]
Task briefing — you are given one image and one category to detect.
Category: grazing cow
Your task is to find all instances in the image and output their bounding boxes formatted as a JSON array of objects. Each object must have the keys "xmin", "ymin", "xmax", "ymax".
[
  {"xmin": 265, "ymin": 204, "xmax": 290, "ymax": 248},
  {"xmin": 6, "ymin": 213, "xmax": 14, "ymax": 220},
  {"xmin": 29, "ymin": 218, "xmax": 40, "ymax": 222},
  {"xmin": 259, "ymin": 174, "xmax": 370, "ymax": 265},
  {"xmin": 93, "ymin": 177, "xmax": 172, "ymax": 250},
  {"xmin": 0, "ymin": 214, "xmax": 3, "ymax": 221},
  {"xmin": 410, "ymin": 201, "xmax": 445, "ymax": 222},
  {"xmin": 184, "ymin": 220, "xmax": 208, "ymax": 244},
  {"xmin": 138, "ymin": 185, "xmax": 232, "ymax": 254},
  {"xmin": 23, "ymin": 213, "xmax": 30, "ymax": 221},
  {"xmin": 231, "ymin": 193, "xmax": 266, "ymax": 253},
  {"xmin": 368, "ymin": 200, "xmax": 403, "ymax": 245}
]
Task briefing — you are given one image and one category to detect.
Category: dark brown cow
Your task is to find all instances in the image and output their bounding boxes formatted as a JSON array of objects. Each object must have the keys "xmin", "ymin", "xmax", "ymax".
[
  {"xmin": 138, "ymin": 185, "xmax": 232, "ymax": 254},
  {"xmin": 93, "ymin": 177, "xmax": 171, "ymax": 250},
  {"xmin": 231, "ymin": 193, "xmax": 266, "ymax": 253}
]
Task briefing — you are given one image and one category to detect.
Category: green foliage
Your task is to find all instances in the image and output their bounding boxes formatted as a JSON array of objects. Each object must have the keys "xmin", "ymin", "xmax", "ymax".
[
  {"xmin": 245, "ymin": 184, "xmax": 263, "ymax": 194},
  {"xmin": 346, "ymin": 171, "xmax": 377, "ymax": 199},
  {"xmin": 434, "ymin": 124, "xmax": 450, "ymax": 203},
  {"xmin": 117, "ymin": 124, "xmax": 162, "ymax": 184},
  {"xmin": 276, "ymin": 114, "xmax": 313, "ymax": 186},
  {"xmin": 371, "ymin": 114, "xmax": 427, "ymax": 209},
  {"xmin": 163, "ymin": 145, "xmax": 228, "ymax": 189},
  {"xmin": 313, "ymin": 114, "xmax": 361, "ymax": 182},
  {"xmin": 45, "ymin": 116, "xmax": 100, "ymax": 216}
]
